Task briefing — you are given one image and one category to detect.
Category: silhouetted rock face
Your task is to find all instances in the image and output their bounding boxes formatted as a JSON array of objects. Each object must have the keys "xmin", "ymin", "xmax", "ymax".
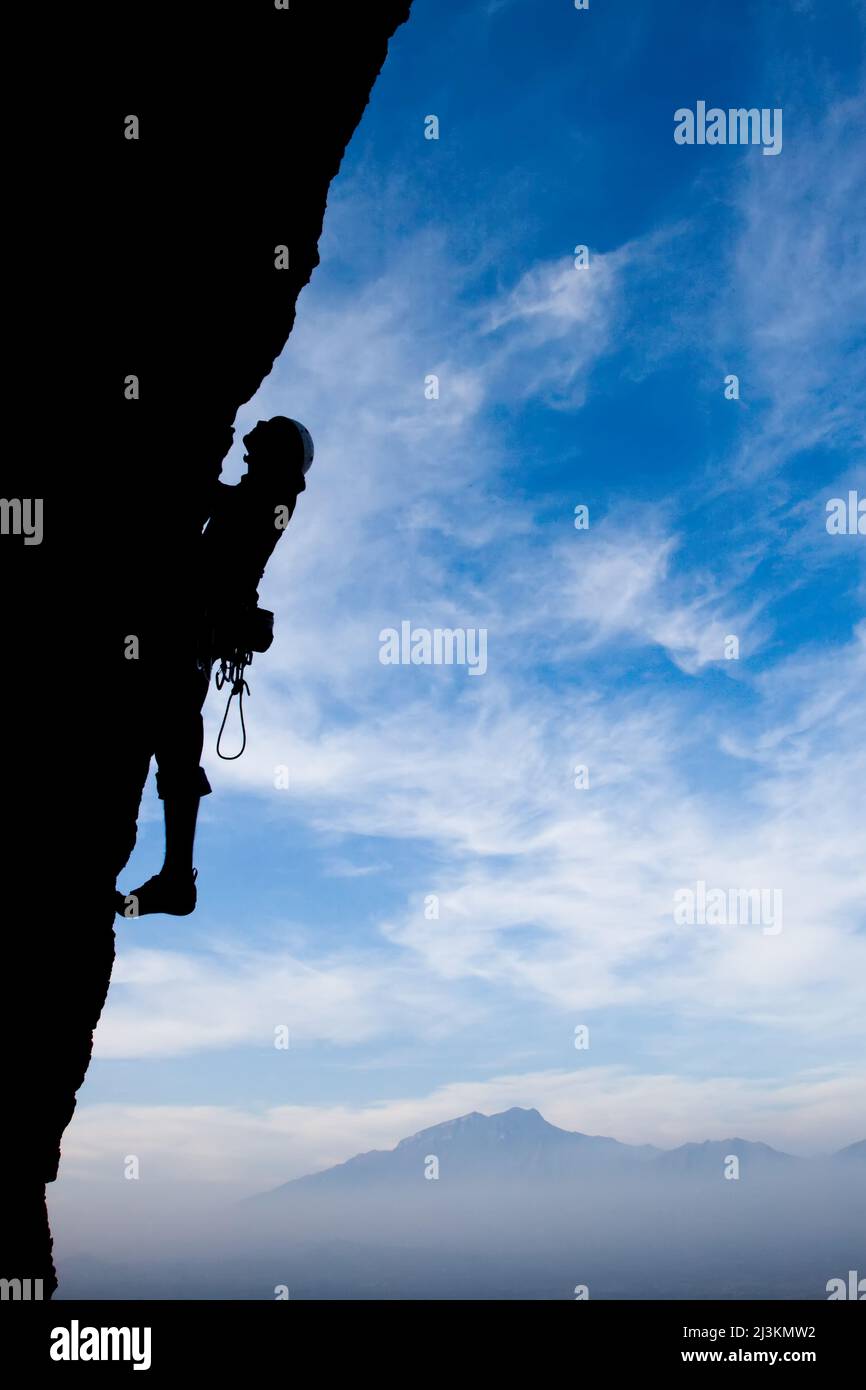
[{"xmin": 8, "ymin": 3, "xmax": 411, "ymax": 1298}]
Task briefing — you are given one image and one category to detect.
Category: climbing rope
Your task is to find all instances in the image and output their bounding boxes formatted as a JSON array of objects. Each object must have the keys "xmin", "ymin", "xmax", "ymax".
[{"xmin": 215, "ymin": 650, "xmax": 252, "ymax": 760}]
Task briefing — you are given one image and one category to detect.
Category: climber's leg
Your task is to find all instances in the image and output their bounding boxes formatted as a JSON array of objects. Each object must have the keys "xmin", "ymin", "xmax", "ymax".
[
  {"xmin": 118, "ymin": 665, "xmax": 211, "ymax": 919},
  {"xmin": 162, "ymin": 792, "xmax": 201, "ymax": 878},
  {"xmin": 122, "ymin": 762, "xmax": 211, "ymax": 917}
]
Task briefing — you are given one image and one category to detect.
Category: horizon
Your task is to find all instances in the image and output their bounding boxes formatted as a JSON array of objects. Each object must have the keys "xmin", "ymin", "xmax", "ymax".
[{"xmin": 51, "ymin": 1099, "xmax": 865, "ymax": 1302}]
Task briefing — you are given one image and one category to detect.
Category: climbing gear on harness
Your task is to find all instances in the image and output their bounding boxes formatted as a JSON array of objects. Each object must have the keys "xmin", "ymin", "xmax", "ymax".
[
  {"xmin": 215, "ymin": 651, "xmax": 251, "ymax": 760},
  {"xmin": 209, "ymin": 604, "xmax": 274, "ymax": 760}
]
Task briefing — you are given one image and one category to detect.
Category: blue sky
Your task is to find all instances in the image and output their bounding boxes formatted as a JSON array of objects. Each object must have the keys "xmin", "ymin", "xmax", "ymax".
[{"xmin": 55, "ymin": 0, "xmax": 864, "ymax": 1213}]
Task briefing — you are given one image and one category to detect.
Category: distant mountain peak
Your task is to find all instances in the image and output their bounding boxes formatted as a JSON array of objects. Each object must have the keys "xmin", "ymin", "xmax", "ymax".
[
  {"xmin": 257, "ymin": 1106, "xmax": 664, "ymax": 1201},
  {"xmin": 835, "ymin": 1138, "xmax": 866, "ymax": 1160},
  {"xmin": 254, "ymin": 1108, "xmax": 858, "ymax": 1203},
  {"xmin": 395, "ymin": 1105, "xmax": 553, "ymax": 1149}
]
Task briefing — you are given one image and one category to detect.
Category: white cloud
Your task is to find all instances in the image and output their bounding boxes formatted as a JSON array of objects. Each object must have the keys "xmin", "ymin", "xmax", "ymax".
[
  {"xmin": 722, "ymin": 92, "xmax": 866, "ymax": 482},
  {"xmin": 110, "ymin": 618, "xmax": 866, "ymax": 1066},
  {"xmin": 99, "ymin": 939, "xmax": 478, "ymax": 1059}
]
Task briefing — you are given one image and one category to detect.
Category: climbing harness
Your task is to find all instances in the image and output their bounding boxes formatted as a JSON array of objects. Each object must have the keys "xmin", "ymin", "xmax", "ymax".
[
  {"xmin": 215, "ymin": 650, "xmax": 252, "ymax": 760},
  {"xmin": 209, "ymin": 605, "xmax": 274, "ymax": 760}
]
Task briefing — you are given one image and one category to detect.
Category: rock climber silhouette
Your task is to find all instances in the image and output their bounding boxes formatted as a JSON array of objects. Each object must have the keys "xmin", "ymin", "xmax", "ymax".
[{"xmin": 116, "ymin": 415, "xmax": 314, "ymax": 918}]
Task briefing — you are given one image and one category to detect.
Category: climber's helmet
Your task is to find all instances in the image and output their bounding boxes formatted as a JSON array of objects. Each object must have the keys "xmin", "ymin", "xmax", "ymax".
[{"xmin": 242, "ymin": 416, "xmax": 314, "ymax": 478}]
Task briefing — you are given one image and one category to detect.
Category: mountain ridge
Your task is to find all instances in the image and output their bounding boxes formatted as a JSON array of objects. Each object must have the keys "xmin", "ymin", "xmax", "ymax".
[{"xmin": 254, "ymin": 1106, "xmax": 862, "ymax": 1199}]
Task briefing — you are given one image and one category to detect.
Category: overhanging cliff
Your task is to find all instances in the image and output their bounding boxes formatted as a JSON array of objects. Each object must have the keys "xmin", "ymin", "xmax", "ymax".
[{"xmin": 6, "ymin": 0, "xmax": 412, "ymax": 1298}]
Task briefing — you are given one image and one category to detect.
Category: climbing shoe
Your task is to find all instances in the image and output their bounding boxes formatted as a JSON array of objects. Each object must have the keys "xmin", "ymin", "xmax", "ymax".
[{"xmin": 117, "ymin": 868, "xmax": 198, "ymax": 919}]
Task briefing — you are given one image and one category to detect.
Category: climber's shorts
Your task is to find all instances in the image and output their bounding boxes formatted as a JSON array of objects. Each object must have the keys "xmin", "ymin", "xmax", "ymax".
[
  {"xmin": 151, "ymin": 663, "xmax": 212, "ymax": 800},
  {"xmin": 155, "ymin": 763, "xmax": 212, "ymax": 800}
]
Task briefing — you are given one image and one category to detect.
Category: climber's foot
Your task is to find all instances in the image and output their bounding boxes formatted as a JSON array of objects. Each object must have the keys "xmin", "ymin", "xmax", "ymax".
[{"xmin": 118, "ymin": 869, "xmax": 198, "ymax": 919}]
